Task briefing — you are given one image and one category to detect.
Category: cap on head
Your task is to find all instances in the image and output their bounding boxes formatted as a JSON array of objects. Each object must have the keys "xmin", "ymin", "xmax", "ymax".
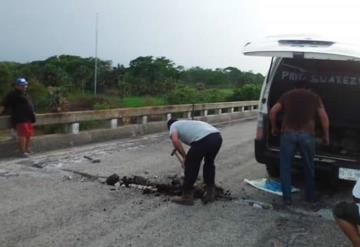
[
  {"xmin": 167, "ymin": 118, "xmax": 178, "ymax": 130},
  {"xmin": 15, "ymin": 78, "xmax": 28, "ymax": 86}
]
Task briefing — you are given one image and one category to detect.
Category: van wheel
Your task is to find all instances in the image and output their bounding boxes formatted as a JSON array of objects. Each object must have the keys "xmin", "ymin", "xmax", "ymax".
[
  {"xmin": 266, "ymin": 163, "xmax": 280, "ymax": 178},
  {"xmin": 317, "ymin": 169, "xmax": 339, "ymax": 195}
]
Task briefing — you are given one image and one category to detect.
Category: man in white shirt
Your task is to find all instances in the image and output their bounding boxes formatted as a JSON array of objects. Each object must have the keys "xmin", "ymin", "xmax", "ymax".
[
  {"xmin": 333, "ymin": 178, "xmax": 360, "ymax": 246},
  {"xmin": 167, "ymin": 119, "xmax": 223, "ymax": 205}
]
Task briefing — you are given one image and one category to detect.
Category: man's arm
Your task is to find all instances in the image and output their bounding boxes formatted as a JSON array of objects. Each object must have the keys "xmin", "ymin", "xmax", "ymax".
[
  {"xmin": 317, "ymin": 102, "xmax": 330, "ymax": 145},
  {"xmin": 170, "ymin": 131, "xmax": 186, "ymax": 159},
  {"xmin": 269, "ymin": 102, "xmax": 282, "ymax": 136}
]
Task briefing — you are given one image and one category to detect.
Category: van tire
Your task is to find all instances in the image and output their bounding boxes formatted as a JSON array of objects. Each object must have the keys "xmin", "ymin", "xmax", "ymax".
[{"xmin": 266, "ymin": 163, "xmax": 280, "ymax": 178}]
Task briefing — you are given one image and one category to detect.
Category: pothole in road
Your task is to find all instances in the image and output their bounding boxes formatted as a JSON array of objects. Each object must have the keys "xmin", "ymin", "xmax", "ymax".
[
  {"xmin": 104, "ymin": 173, "xmax": 233, "ymax": 202},
  {"xmin": 58, "ymin": 169, "xmax": 333, "ymax": 217},
  {"xmin": 108, "ymin": 174, "xmax": 332, "ymax": 219}
]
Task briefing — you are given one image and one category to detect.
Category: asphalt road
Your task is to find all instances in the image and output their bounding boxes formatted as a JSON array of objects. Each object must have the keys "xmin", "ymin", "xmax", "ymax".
[{"xmin": 0, "ymin": 118, "xmax": 353, "ymax": 247}]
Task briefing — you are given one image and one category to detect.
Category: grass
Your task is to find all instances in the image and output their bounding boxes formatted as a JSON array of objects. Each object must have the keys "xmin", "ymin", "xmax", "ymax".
[
  {"xmin": 120, "ymin": 96, "xmax": 167, "ymax": 108},
  {"xmin": 217, "ymin": 88, "xmax": 235, "ymax": 97},
  {"xmin": 63, "ymin": 88, "xmax": 234, "ymax": 111},
  {"xmin": 67, "ymin": 91, "xmax": 167, "ymax": 109}
]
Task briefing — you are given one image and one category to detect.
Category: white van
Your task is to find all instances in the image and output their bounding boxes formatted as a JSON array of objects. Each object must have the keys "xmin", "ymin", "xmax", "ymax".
[{"xmin": 243, "ymin": 36, "xmax": 360, "ymax": 181}]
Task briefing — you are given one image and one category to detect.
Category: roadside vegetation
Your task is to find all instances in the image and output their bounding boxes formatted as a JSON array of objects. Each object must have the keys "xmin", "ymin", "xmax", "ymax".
[{"xmin": 0, "ymin": 55, "xmax": 264, "ymax": 113}]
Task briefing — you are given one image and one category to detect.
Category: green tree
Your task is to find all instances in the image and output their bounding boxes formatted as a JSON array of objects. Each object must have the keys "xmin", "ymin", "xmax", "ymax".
[
  {"xmin": 227, "ymin": 84, "xmax": 261, "ymax": 101},
  {"xmin": 124, "ymin": 56, "xmax": 179, "ymax": 95}
]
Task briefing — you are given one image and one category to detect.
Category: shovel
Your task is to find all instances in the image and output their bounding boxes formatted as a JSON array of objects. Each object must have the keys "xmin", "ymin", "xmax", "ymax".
[{"xmin": 171, "ymin": 149, "xmax": 185, "ymax": 170}]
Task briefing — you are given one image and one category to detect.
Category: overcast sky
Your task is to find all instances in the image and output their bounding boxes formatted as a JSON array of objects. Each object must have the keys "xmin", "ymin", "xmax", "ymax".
[{"xmin": 1, "ymin": 0, "xmax": 360, "ymax": 74}]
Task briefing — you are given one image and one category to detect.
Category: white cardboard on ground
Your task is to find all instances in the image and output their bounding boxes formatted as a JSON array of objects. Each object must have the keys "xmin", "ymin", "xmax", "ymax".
[{"xmin": 244, "ymin": 178, "xmax": 300, "ymax": 196}]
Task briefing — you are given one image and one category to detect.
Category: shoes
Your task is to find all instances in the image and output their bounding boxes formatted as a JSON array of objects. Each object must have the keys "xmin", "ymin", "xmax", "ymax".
[
  {"xmin": 172, "ymin": 189, "xmax": 194, "ymax": 206},
  {"xmin": 202, "ymin": 185, "xmax": 216, "ymax": 204},
  {"xmin": 305, "ymin": 201, "xmax": 325, "ymax": 212},
  {"xmin": 19, "ymin": 152, "xmax": 30, "ymax": 158},
  {"xmin": 283, "ymin": 199, "xmax": 292, "ymax": 206}
]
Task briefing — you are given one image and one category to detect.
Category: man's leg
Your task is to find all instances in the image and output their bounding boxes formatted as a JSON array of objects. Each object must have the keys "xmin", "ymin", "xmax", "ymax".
[
  {"xmin": 16, "ymin": 123, "xmax": 32, "ymax": 155},
  {"xmin": 172, "ymin": 144, "xmax": 204, "ymax": 205},
  {"xmin": 19, "ymin": 136, "xmax": 27, "ymax": 153},
  {"xmin": 25, "ymin": 137, "xmax": 31, "ymax": 153},
  {"xmin": 16, "ymin": 124, "xmax": 26, "ymax": 154},
  {"xmin": 202, "ymin": 133, "xmax": 222, "ymax": 203},
  {"xmin": 333, "ymin": 202, "xmax": 360, "ymax": 246},
  {"xmin": 203, "ymin": 133, "xmax": 222, "ymax": 186},
  {"xmin": 280, "ymin": 132, "xmax": 297, "ymax": 203},
  {"xmin": 183, "ymin": 145, "xmax": 204, "ymax": 190},
  {"xmin": 24, "ymin": 123, "xmax": 33, "ymax": 153},
  {"xmin": 335, "ymin": 218, "xmax": 360, "ymax": 247},
  {"xmin": 298, "ymin": 133, "xmax": 316, "ymax": 202}
]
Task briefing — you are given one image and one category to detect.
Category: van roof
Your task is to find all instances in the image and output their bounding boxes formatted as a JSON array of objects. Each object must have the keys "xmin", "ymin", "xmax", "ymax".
[{"xmin": 243, "ymin": 36, "xmax": 360, "ymax": 61}]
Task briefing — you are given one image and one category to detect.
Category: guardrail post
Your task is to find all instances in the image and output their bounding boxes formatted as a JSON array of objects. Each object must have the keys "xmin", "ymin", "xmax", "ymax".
[
  {"xmin": 110, "ymin": 119, "xmax": 118, "ymax": 129},
  {"xmin": 201, "ymin": 110, "xmax": 208, "ymax": 116},
  {"xmin": 215, "ymin": 109, "xmax": 222, "ymax": 115},
  {"xmin": 184, "ymin": 111, "xmax": 192, "ymax": 119},
  {"xmin": 122, "ymin": 116, "xmax": 131, "ymax": 125},
  {"xmin": 230, "ymin": 107, "xmax": 234, "ymax": 113},
  {"xmin": 65, "ymin": 122, "xmax": 79, "ymax": 134},
  {"xmin": 142, "ymin": 115, "xmax": 148, "ymax": 124},
  {"xmin": 240, "ymin": 106, "xmax": 244, "ymax": 112},
  {"xmin": 167, "ymin": 113, "xmax": 172, "ymax": 120}
]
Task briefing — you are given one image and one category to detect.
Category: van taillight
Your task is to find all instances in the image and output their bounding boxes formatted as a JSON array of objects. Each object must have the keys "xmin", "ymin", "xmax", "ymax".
[
  {"xmin": 255, "ymin": 113, "xmax": 264, "ymax": 140},
  {"xmin": 256, "ymin": 127, "xmax": 263, "ymax": 140}
]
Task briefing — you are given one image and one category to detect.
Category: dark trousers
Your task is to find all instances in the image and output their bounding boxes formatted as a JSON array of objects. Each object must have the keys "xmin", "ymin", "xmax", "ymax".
[{"xmin": 183, "ymin": 133, "xmax": 223, "ymax": 191}]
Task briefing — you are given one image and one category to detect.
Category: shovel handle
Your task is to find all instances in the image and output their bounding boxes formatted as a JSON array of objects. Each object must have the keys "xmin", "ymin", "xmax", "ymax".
[{"xmin": 171, "ymin": 149, "xmax": 185, "ymax": 169}]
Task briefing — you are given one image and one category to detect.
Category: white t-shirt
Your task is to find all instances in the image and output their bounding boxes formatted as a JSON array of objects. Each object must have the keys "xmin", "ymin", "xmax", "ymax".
[
  {"xmin": 353, "ymin": 179, "xmax": 360, "ymax": 199},
  {"xmin": 352, "ymin": 179, "xmax": 360, "ymax": 215},
  {"xmin": 169, "ymin": 120, "xmax": 219, "ymax": 145}
]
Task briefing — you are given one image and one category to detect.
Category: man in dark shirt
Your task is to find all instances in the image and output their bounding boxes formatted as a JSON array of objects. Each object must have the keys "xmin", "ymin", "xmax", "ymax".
[
  {"xmin": 0, "ymin": 78, "xmax": 36, "ymax": 157},
  {"xmin": 269, "ymin": 80, "xmax": 329, "ymax": 205}
]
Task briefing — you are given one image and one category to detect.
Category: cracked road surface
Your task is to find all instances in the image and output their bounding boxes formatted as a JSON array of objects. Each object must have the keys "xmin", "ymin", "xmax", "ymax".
[{"xmin": 0, "ymin": 119, "xmax": 352, "ymax": 247}]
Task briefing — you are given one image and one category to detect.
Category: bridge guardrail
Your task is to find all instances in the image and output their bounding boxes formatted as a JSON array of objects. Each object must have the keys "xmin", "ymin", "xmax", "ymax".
[{"xmin": 0, "ymin": 101, "xmax": 258, "ymax": 158}]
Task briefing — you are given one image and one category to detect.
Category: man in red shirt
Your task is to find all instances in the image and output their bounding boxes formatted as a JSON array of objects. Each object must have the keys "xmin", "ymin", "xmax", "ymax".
[
  {"xmin": 0, "ymin": 78, "xmax": 36, "ymax": 157},
  {"xmin": 270, "ymin": 80, "xmax": 329, "ymax": 205}
]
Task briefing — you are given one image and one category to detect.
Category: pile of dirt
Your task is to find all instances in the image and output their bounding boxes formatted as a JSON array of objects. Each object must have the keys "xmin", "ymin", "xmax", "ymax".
[{"xmin": 105, "ymin": 174, "xmax": 232, "ymax": 201}]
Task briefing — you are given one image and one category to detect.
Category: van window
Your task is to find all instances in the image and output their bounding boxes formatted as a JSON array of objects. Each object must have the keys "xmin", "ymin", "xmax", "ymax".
[
  {"xmin": 269, "ymin": 58, "xmax": 360, "ymax": 127},
  {"xmin": 268, "ymin": 58, "xmax": 360, "ymax": 157}
]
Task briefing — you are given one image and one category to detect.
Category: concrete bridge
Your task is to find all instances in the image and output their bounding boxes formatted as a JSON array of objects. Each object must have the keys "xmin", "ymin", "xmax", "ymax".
[{"xmin": 0, "ymin": 101, "xmax": 349, "ymax": 246}]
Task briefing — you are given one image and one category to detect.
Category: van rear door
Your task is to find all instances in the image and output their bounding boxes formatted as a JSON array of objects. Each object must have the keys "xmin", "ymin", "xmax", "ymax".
[{"xmin": 245, "ymin": 37, "xmax": 360, "ymax": 160}]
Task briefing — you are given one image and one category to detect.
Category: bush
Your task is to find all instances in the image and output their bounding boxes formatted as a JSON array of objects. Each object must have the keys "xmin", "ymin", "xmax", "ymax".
[
  {"xmin": 166, "ymin": 85, "xmax": 198, "ymax": 104},
  {"xmin": 93, "ymin": 102, "xmax": 111, "ymax": 110},
  {"xmin": 200, "ymin": 89, "xmax": 229, "ymax": 103},
  {"xmin": 227, "ymin": 83, "xmax": 261, "ymax": 101},
  {"xmin": 166, "ymin": 85, "xmax": 235, "ymax": 105},
  {"xmin": 27, "ymin": 80, "xmax": 53, "ymax": 113}
]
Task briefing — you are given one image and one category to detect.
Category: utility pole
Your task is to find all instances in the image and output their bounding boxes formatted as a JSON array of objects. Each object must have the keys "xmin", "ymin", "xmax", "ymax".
[{"xmin": 94, "ymin": 13, "xmax": 98, "ymax": 96}]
